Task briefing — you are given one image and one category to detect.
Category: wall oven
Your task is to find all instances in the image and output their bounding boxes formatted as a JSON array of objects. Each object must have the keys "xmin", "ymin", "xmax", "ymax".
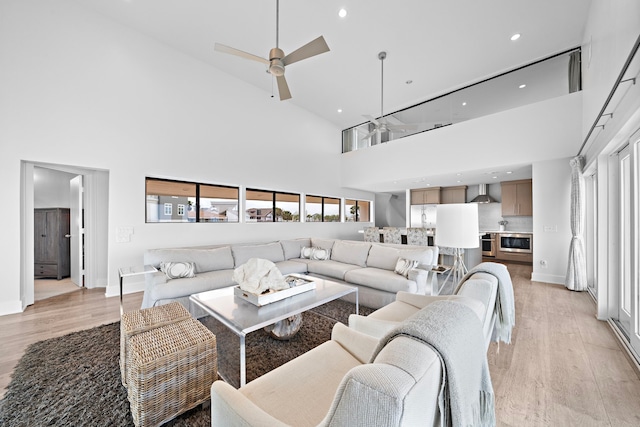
[
  {"xmin": 481, "ymin": 233, "xmax": 496, "ymax": 257},
  {"xmin": 498, "ymin": 233, "xmax": 532, "ymax": 253}
]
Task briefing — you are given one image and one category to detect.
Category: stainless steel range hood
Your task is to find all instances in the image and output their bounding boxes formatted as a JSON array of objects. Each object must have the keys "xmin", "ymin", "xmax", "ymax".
[{"xmin": 470, "ymin": 184, "xmax": 496, "ymax": 203}]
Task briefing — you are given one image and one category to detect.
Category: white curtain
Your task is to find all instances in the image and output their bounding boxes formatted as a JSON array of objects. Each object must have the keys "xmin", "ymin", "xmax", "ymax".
[{"xmin": 566, "ymin": 156, "xmax": 588, "ymax": 291}]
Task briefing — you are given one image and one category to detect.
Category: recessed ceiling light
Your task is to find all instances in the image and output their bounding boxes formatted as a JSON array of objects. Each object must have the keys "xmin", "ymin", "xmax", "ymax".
[
  {"xmin": 337, "ymin": 109, "xmax": 342, "ymax": 113},
  {"xmin": 511, "ymin": 33, "xmax": 521, "ymax": 41},
  {"xmin": 492, "ymin": 176, "xmax": 499, "ymax": 179},
  {"xmin": 462, "ymin": 102, "xmax": 467, "ymax": 106},
  {"xmin": 519, "ymin": 84, "xmax": 526, "ymax": 89},
  {"xmin": 456, "ymin": 173, "xmax": 462, "ymax": 176},
  {"xmin": 338, "ymin": 8, "xmax": 347, "ymax": 18},
  {"xmin": 457, "ymin": 180, "xmax": 462, "ymax": 183},
  {"xmin": 506, "ymin": 171, "xmax": 513, "ymax": 174}
]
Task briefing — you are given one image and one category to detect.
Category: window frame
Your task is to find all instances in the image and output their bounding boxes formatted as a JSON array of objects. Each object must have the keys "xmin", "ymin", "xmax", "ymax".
[
  {"xmin": 245, "ymin": 188, "xmax": 301, "ymax": 223},
  {"xmin": 145, "ymin": 177, "xmax": 239, "ymax": 223},
  {"xmin": 345, "ymin": 199, "xmax": 371, "ymax": 222},
  {"xmin": 306, "ymin": 195, "xmax": 342, "ymax": 222}
]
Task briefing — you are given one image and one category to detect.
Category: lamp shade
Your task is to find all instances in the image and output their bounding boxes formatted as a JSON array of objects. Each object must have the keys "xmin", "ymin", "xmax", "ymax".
[{"xmin": 435, "ymin": 203, "xmax": 479, "ymax": 248}]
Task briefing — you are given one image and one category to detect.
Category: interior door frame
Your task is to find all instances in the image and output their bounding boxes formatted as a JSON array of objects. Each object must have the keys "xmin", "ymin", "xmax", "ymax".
[{"xmin": 20, "ymin": 161, "xmax": 108, "ymax": 309}]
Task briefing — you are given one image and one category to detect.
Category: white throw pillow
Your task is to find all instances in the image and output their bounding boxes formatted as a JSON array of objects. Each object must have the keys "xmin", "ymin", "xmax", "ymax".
[
  {"xmin": 160, "ymin": 261, "xmax": 195, "ymax": 280},
  {"xmin": 394, "ymin": 258, "xmax": 419, "ymax": 278},
  {"xmin": 310, "ymin": 247, "xmax": 330, "ymax": 260},
  {"xmin": 300, "ymin": 246, "xmax": 314, "ymax": 259},
  {"xmin": 301, "ymin": 246, "xmax": 330, "ymax": 260}
]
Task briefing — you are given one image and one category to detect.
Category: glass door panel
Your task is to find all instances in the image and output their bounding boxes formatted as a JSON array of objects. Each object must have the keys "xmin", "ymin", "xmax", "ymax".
[{"xmin": 619, "ymin": 146, "xmax": 632, "ymax": 335}]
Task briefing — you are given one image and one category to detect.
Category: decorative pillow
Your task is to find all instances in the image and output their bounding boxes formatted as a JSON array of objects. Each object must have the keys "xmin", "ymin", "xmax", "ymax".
[
  {"xmin": 310, "ymin": 247, "xmax": 330, "ymax": 260},
  {"xmin": 301, "ymin": 246, "xmax": 331, "ymax": 260},
  {"xmin": 394, "ymin": 258, "xmax": 419, "ymax": 278},
  {"xmin": 160, "ymin": 261, "xmax": 195, "ymax": 279},
  {"xmin": 300, "ymin": 246, "xmax": 315, "ymax": 259}
]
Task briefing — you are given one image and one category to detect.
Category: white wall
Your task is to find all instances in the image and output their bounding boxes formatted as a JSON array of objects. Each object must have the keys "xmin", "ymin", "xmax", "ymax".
[
  {"xmin": 581, "ymin": 0, "xmax": 640, "ymax": 144},
  {"xmin": 33, "ymin": 167, "xmax": 78, "ymax": 208},
  {"xmin": 374, "ymin": 193, "xmax": 406, "ymax": 227},
  {"xmin": 0, "ymin": 0, "xmax": 373, "ymax": 314},
  {"xmin": 531, "ymin": 157, "xmax": 572, "ymax": 284}
]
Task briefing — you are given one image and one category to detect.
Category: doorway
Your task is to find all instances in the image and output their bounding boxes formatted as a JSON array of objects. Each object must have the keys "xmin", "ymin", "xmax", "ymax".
[{"xmin": 21, "ymin": 161, "xmax": 109, "ymax": 308}]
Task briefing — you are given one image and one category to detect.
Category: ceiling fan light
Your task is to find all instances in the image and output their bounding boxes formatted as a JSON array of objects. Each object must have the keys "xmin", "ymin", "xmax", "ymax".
[{"xmin": 269, "ymin": 58, "xmax": 285, "ymax": 76}]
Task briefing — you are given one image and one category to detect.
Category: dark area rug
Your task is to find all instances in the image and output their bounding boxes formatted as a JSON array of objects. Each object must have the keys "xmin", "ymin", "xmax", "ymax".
[{"xmin": 0, "ymin": 300, "xmax": 372, "ymax": 427}]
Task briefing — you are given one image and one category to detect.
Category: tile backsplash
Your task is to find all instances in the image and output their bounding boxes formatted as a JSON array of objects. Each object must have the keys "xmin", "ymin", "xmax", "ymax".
[{"xmin": 478, "ymin": 203, "xmax": 532, "ymax": 232}]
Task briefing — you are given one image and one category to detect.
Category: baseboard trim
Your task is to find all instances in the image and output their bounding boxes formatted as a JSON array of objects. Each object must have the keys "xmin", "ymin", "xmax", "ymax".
[
  {"xmin": 0, "ymin": 300, "xmax": 24, "ymax": 316},
  {"xmin": 530, "ymin": 272, "xmax": 565, "ymax": 285},
  {"xmin": 608, "ymin": 319, "xmax": 640, "ymax": 380},
  {"xmin": 105, "ymin": 281, "xmax": 145, "ymax": 298}
]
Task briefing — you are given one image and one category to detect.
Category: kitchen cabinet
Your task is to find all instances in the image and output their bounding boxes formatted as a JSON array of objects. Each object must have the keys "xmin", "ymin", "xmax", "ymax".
[
  {"xmin": 440, "ymin": 186, "xmax": 467, "ymax": 204},
  {"xmin": 501, "ymin": 179, "xmax": 532, "ymax": 216},
  {"xmin": 410, "ymin": 187, "xmax": 441, "ymax": 204},
  {"xmin": 34, "ymin": 208, "xmax": 71, "ymax": 280},
  {"xmin": 411, "ymin": 186, "xmax": 466, "ymax": 205}
]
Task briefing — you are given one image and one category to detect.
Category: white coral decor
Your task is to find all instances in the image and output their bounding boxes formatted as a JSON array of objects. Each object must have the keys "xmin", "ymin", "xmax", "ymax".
[{"xmin": 233, "ymin": 258, "xmax": 289, "ymax": 295}]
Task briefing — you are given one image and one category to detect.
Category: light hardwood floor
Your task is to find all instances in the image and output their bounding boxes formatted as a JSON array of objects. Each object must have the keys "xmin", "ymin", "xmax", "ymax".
[{"xmin": 1, "ymin": 264, "xmax": 640, "ymax": 426}]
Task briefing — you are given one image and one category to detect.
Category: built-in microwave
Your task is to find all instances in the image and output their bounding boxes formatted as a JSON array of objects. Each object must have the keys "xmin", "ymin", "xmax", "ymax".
[{"xmin": 498, "ymin": 233, "xmax": 532, "ymax": 253}]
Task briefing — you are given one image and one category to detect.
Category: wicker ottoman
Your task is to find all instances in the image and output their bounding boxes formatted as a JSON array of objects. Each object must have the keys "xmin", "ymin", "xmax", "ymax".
[
  {"xmin": 120, "ymin": 302, "xmax": 192, "ymax": 386},
  {"xmin": 126, "ymin": 318, "xmax": 217, "ymax": 427}
]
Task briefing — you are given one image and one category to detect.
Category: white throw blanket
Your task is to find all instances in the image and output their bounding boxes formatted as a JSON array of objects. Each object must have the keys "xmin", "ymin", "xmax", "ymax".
[
  {"xmin": 371, "ymin": 300, "xmax": 495, "ymax": 427},
  {"xmin": 232, "ymin": 258, "xmax": 289, "ymax": 295},
  {"xmin": 455, "ymin": 262, "xmax": 516, "ymax": 344}
]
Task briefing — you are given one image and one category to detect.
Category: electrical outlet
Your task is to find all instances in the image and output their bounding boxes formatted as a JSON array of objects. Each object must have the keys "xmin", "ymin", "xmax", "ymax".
[
  {"xmin": 540, "ymin": 260, "xmax": 548, "ymax": 268},
  {"xmin": 543, "ymin": 225, "xmax": 558, "ymax": 233}
]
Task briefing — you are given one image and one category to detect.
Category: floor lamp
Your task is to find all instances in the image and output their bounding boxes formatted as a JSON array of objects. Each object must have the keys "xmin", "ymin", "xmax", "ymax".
[{"xmin": 435, "ymin": 203, "xmax": 479, "ymax": 286}]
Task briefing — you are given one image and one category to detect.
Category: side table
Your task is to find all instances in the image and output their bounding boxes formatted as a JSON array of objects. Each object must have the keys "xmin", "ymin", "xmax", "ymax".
[{"xmin": 118, "ymin": 265, "xmax": 158, "ymax": 316}]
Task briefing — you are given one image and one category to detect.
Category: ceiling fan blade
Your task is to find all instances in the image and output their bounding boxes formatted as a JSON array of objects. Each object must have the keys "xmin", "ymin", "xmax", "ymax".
[
  {"xmin": 360, "ymin": 131, "xmax": 376, "ymax": 141},
  {"xmin": 276, "ymin": 75, "xmax": 292, "ymax": 100},
  {"xmin": 282, "ymin": 36, "xmax": 330, "ymax": 66},
  {"xmin": 363, "ymin": 115, "xmax": 380, "ymax": 126},
  {"xmin": 214, "ymin": 43, "xmax": 269, "ymax": 65}
]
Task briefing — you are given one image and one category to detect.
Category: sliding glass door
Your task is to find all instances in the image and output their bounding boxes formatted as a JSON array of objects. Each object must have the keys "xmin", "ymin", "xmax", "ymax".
[{"xmin": 615, "ymin": 135, "xmax": 640, "ymax": 357}]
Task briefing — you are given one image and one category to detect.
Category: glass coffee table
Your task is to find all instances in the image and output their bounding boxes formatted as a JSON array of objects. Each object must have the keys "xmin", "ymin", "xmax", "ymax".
[{"xmin": 189, "ymin": 274, "xmax": 358, "ymax": 388}]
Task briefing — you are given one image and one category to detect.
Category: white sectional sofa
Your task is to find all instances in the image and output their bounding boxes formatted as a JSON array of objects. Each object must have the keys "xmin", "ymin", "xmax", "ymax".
[
  {"xmin": 141, "ymin": 238, "xmax": 439, "ymax": 310},
  {"xmin": 207, "ymin": 262, "xmax": 513, "ymax": 426}
]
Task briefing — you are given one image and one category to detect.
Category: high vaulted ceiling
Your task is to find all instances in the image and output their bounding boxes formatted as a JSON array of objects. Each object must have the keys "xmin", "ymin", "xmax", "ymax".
[{"xmin": 75, "ymin": 0, "xmax": 591, "ymax": 132}]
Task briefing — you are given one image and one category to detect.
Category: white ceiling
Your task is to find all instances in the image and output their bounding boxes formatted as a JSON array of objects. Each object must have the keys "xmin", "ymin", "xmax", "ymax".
[{"xmin": 72, "ymin": 0, "xmax": 591, "ymax": 191}]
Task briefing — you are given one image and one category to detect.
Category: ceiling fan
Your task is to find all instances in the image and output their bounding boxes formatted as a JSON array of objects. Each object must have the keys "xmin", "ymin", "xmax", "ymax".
[
  {"xmin": 362, "ymin": 51, "xmax": 418, "ymax": 141},
  {"xmin": 214, "ymin": 0, "xmax": 330, "ymax": 101}
]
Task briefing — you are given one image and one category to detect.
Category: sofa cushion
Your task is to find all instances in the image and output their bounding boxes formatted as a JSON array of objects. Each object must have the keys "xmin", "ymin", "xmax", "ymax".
[
  {"xmin": 232, "ymin": 242, "xmax": 285, "ymax": 267},
  {"xmin": 331, "ymin": 241, "xmax": 371, "ymax": 268},
  {"xmin": 366, "ymin": 245, "xmax": 400, "ymax": 271},
  {"xmin": 149, "ymin": 269, "xmax": 235, "ymax": 301},
  {"xmin": 275, "ymin": 260, "xmax": 309, "ymax": 275},
  {"xmin": 307, "ymin": 260, "xmax": 361, "ymax": 280},
  {"xmin": 280, "ymin": 238, "xmax": 311, "ymax": 260},
  {"xmin": 240, "ymin": 340, "xmax": 361, "ymax": 427},
  {"xmin": 344, "ymin": 268, "xmax": 417, "ymax": 294},
  {"xmin": 144, "ymin": 246, "xmax": 234, "ymax": 273},
  {"xmin": 310, "ymin": 238, "xmax": 336, "ymax": 251},
  {"xmin": 397, "ymin": 247, "xmax": 435, "ymax": 266}
]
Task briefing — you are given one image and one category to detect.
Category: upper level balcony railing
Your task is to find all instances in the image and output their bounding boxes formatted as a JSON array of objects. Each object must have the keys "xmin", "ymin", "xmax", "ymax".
[{"xmin": 342, "ymin": 48, "xmax": 582, "ymax": 153}]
